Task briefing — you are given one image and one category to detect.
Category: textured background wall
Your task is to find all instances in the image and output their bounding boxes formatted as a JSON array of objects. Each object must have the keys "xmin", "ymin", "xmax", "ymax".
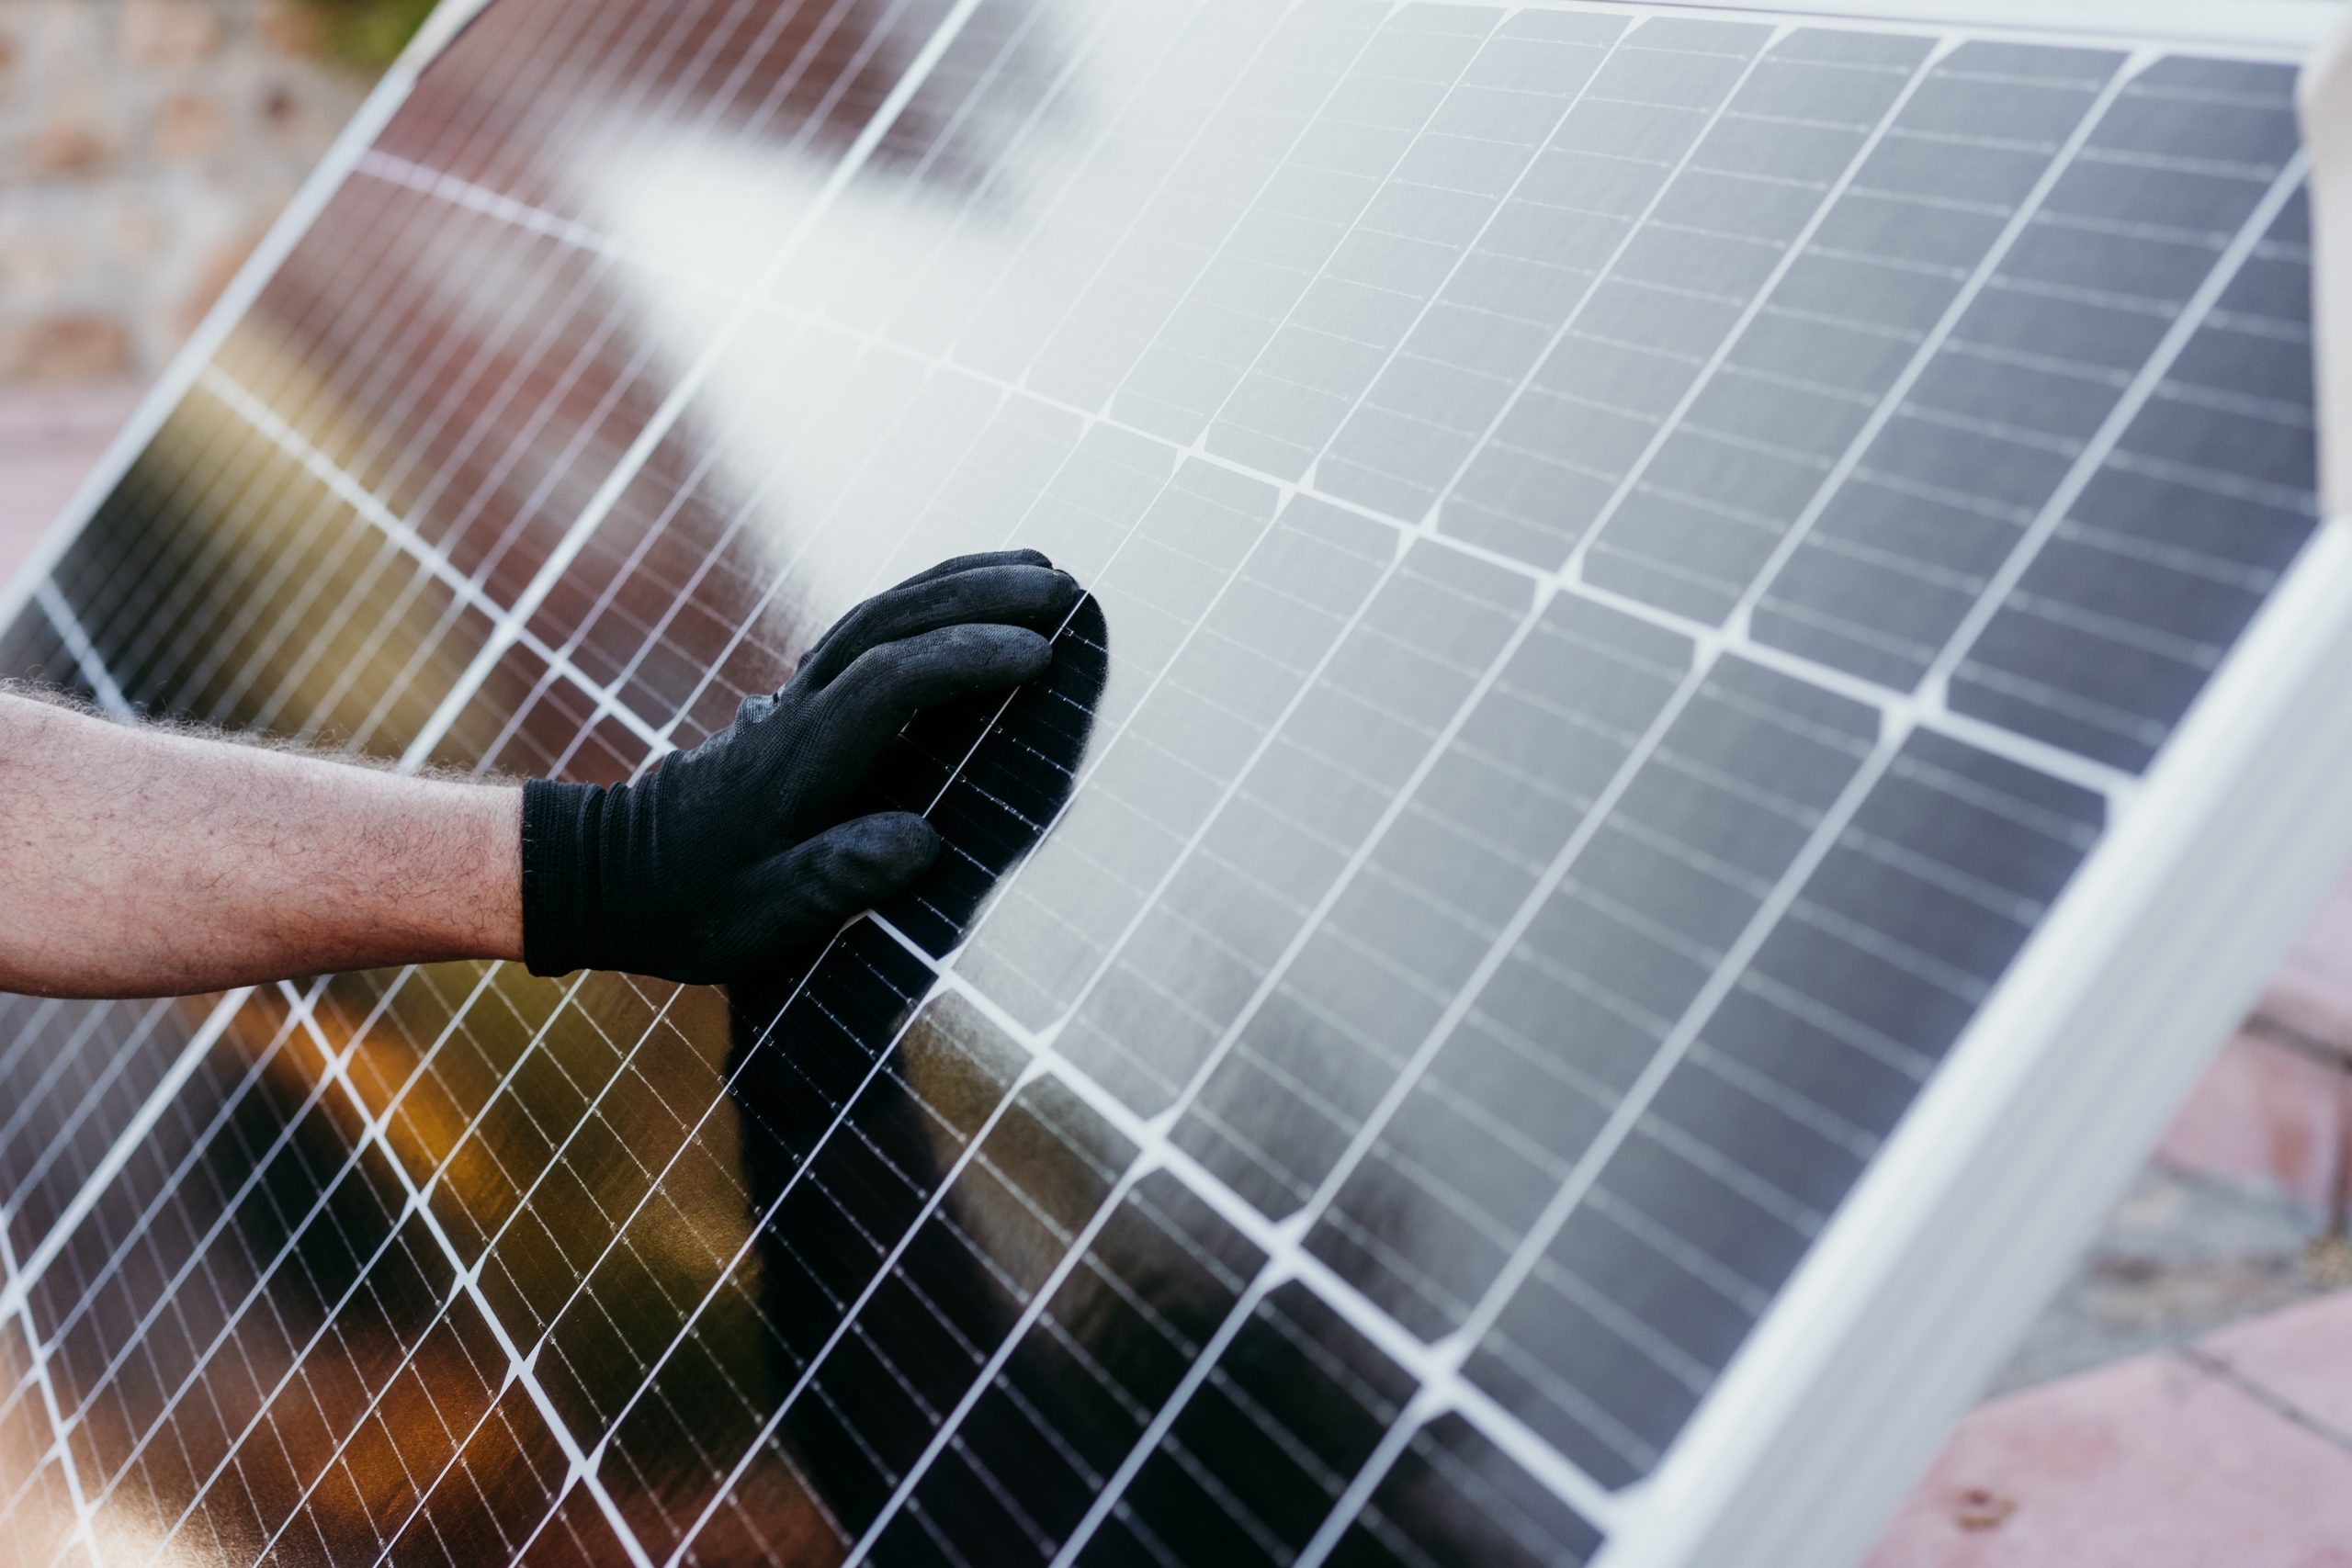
[{"xmin": 0, "ymin": 0, "xmax": 372, "ymax": 383}]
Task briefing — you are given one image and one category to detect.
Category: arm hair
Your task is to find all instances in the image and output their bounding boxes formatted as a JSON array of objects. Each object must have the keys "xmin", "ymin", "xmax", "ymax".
[{"xmin": 0, "ymin": 685, "xmax": 523, "ymax": 998}]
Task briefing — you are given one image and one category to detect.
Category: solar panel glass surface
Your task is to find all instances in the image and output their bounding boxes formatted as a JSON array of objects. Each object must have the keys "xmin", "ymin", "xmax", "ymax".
[{"xmin": 0, "ymin": 2, "xmax": 2323, "ymax": 1564}]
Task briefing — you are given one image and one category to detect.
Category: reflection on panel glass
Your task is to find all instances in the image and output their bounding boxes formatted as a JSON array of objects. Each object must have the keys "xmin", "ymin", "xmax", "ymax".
[{"xmin": 0, "ymin": 1, "xmax": 2316, "ymax": 1564}]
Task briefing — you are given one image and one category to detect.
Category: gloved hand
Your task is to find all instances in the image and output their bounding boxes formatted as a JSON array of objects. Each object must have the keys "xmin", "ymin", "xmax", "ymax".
[{"xmin": 519, "ymin": 549, "xmax": 1080, "ymax": 983}]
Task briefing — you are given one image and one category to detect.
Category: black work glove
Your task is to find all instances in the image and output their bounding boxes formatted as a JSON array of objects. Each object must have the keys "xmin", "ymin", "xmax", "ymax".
[{"xmin": 518, "ymin": 549, "xmax": 1080, "ymax": 983}]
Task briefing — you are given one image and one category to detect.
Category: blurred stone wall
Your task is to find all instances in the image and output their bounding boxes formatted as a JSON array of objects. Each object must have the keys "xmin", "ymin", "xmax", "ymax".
[{"xmin": 0, "ymin": 0, "xmax": 370, "ymax": 383}]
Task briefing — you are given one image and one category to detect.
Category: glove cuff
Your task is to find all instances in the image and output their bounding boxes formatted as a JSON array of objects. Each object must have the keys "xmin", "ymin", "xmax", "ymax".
[{"xmin": 520, "ymin": 778, "xmax": 608, "ymax": 977}]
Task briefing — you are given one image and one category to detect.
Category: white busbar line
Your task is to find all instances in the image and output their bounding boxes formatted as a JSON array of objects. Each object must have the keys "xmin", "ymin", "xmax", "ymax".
[{"xmin": 394, "ymin": 0, "xmax": 998, "ymax": 775}]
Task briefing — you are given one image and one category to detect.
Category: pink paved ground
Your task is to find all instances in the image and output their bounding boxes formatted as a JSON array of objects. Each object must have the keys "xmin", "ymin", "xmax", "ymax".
[
  {"xmin": 1872, "ymin": 1294, "xmax": 2352, "ymax": 1567},
  {"xmin": 8, "ymin": 382, "xmax": 2352, "ymax": 1564},
  {"xmin": 1871, "ymin": 672, "xmax": 2352, "ymax": 1564},
  {"xmin": 2162, "ymin": 1027, "xmax": 2352, "ymax": 1217}
]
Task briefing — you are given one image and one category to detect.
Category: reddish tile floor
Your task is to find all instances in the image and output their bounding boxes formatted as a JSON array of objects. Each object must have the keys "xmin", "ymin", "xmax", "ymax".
[
  {"xmin": 2163, "ymin": 1029, "xmax": 2352, "ymax": 1219},
  {"xmin": 8, "ymin": 379, "xmax": 2352, "ymax": 1565},
  {"xmin": 1866, "ymin": 646, "xmax": 2352, "ymax": 1562},
  {"xmin": 1872, "ymin": 1295, "xmax": 2352, "ymax": 1567}
]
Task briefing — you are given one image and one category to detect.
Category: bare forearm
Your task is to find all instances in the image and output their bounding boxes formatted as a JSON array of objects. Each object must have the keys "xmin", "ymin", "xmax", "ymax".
[
  {"xmin": 0, "ymin": 694, "xmax": 522, "ymax": 998},
  {"xmin": 0, "ymin": 552, "xmax": 1073, "ymax": 996}
]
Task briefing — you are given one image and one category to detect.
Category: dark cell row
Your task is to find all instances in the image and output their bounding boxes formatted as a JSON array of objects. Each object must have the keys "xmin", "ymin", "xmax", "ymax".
[
  {"xmin": 1470, "ymin": 730, "xmax": 2103, "ymax": 1484},
  {"xmin": 44, "ymin": 395, "xmax": 498, "ymax": 762},
  {"xmin": 0, "ymin": 4, "xmax": 2318, "ymax": 1565},
  {"xmin": 1948, "ymin": 186, "xmax": 2315, "ymax": 768},
  {"xmin": 0, "ymin": 994, "xmax": 205, "ymax": 1269},
  {"xmin": 0, "ymin": 606, "xmax": 92, "ymax": 703}
]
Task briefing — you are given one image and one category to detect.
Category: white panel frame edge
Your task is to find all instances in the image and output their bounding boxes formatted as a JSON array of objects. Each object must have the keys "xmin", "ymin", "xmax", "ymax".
[
  {"xmin": 1607, "ymin": 13, "xmax": 2352, "ymax": 1564},
  {"xmin": 3, "ymin": 5, "xmax": 2346, "ymax": 1568},
  {"xmin": 1618, "ymin": 516, "xmax": 2352, "ymax": 1567},
  {"xmin": 1622, "ymin": 0, "xmax": 2338, "ymax": 51}
]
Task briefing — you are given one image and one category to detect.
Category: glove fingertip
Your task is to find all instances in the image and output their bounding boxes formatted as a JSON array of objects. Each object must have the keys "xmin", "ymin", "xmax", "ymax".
[
  {"xmin": 972, "ymin": 622, "xmax": 1057, "ymax": 681},
  {"xmin": 891, "ymin": 547, "xmax": 1053, "ymax": 593},
  {"xmin": 828, "ymin": 811, "xmax": 944, "ymax": 892}
]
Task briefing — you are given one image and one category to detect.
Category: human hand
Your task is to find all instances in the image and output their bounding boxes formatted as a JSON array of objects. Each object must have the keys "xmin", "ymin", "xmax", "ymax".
[{"xmin": 518, "ymin": 549, "xmax": 1080, "ymax": 983}]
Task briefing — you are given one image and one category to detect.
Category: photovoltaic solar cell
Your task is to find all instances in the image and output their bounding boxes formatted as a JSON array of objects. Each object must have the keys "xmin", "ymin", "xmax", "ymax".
[{"xmin": 0, "ymin": 1, "xmax": 2324, "ymax": 1563}]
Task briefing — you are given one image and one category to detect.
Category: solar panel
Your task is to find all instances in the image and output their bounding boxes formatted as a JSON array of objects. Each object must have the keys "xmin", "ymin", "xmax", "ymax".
[{"xmin": 2, "ymin": 1, "xmax": 2347, "ymax": 1564}]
